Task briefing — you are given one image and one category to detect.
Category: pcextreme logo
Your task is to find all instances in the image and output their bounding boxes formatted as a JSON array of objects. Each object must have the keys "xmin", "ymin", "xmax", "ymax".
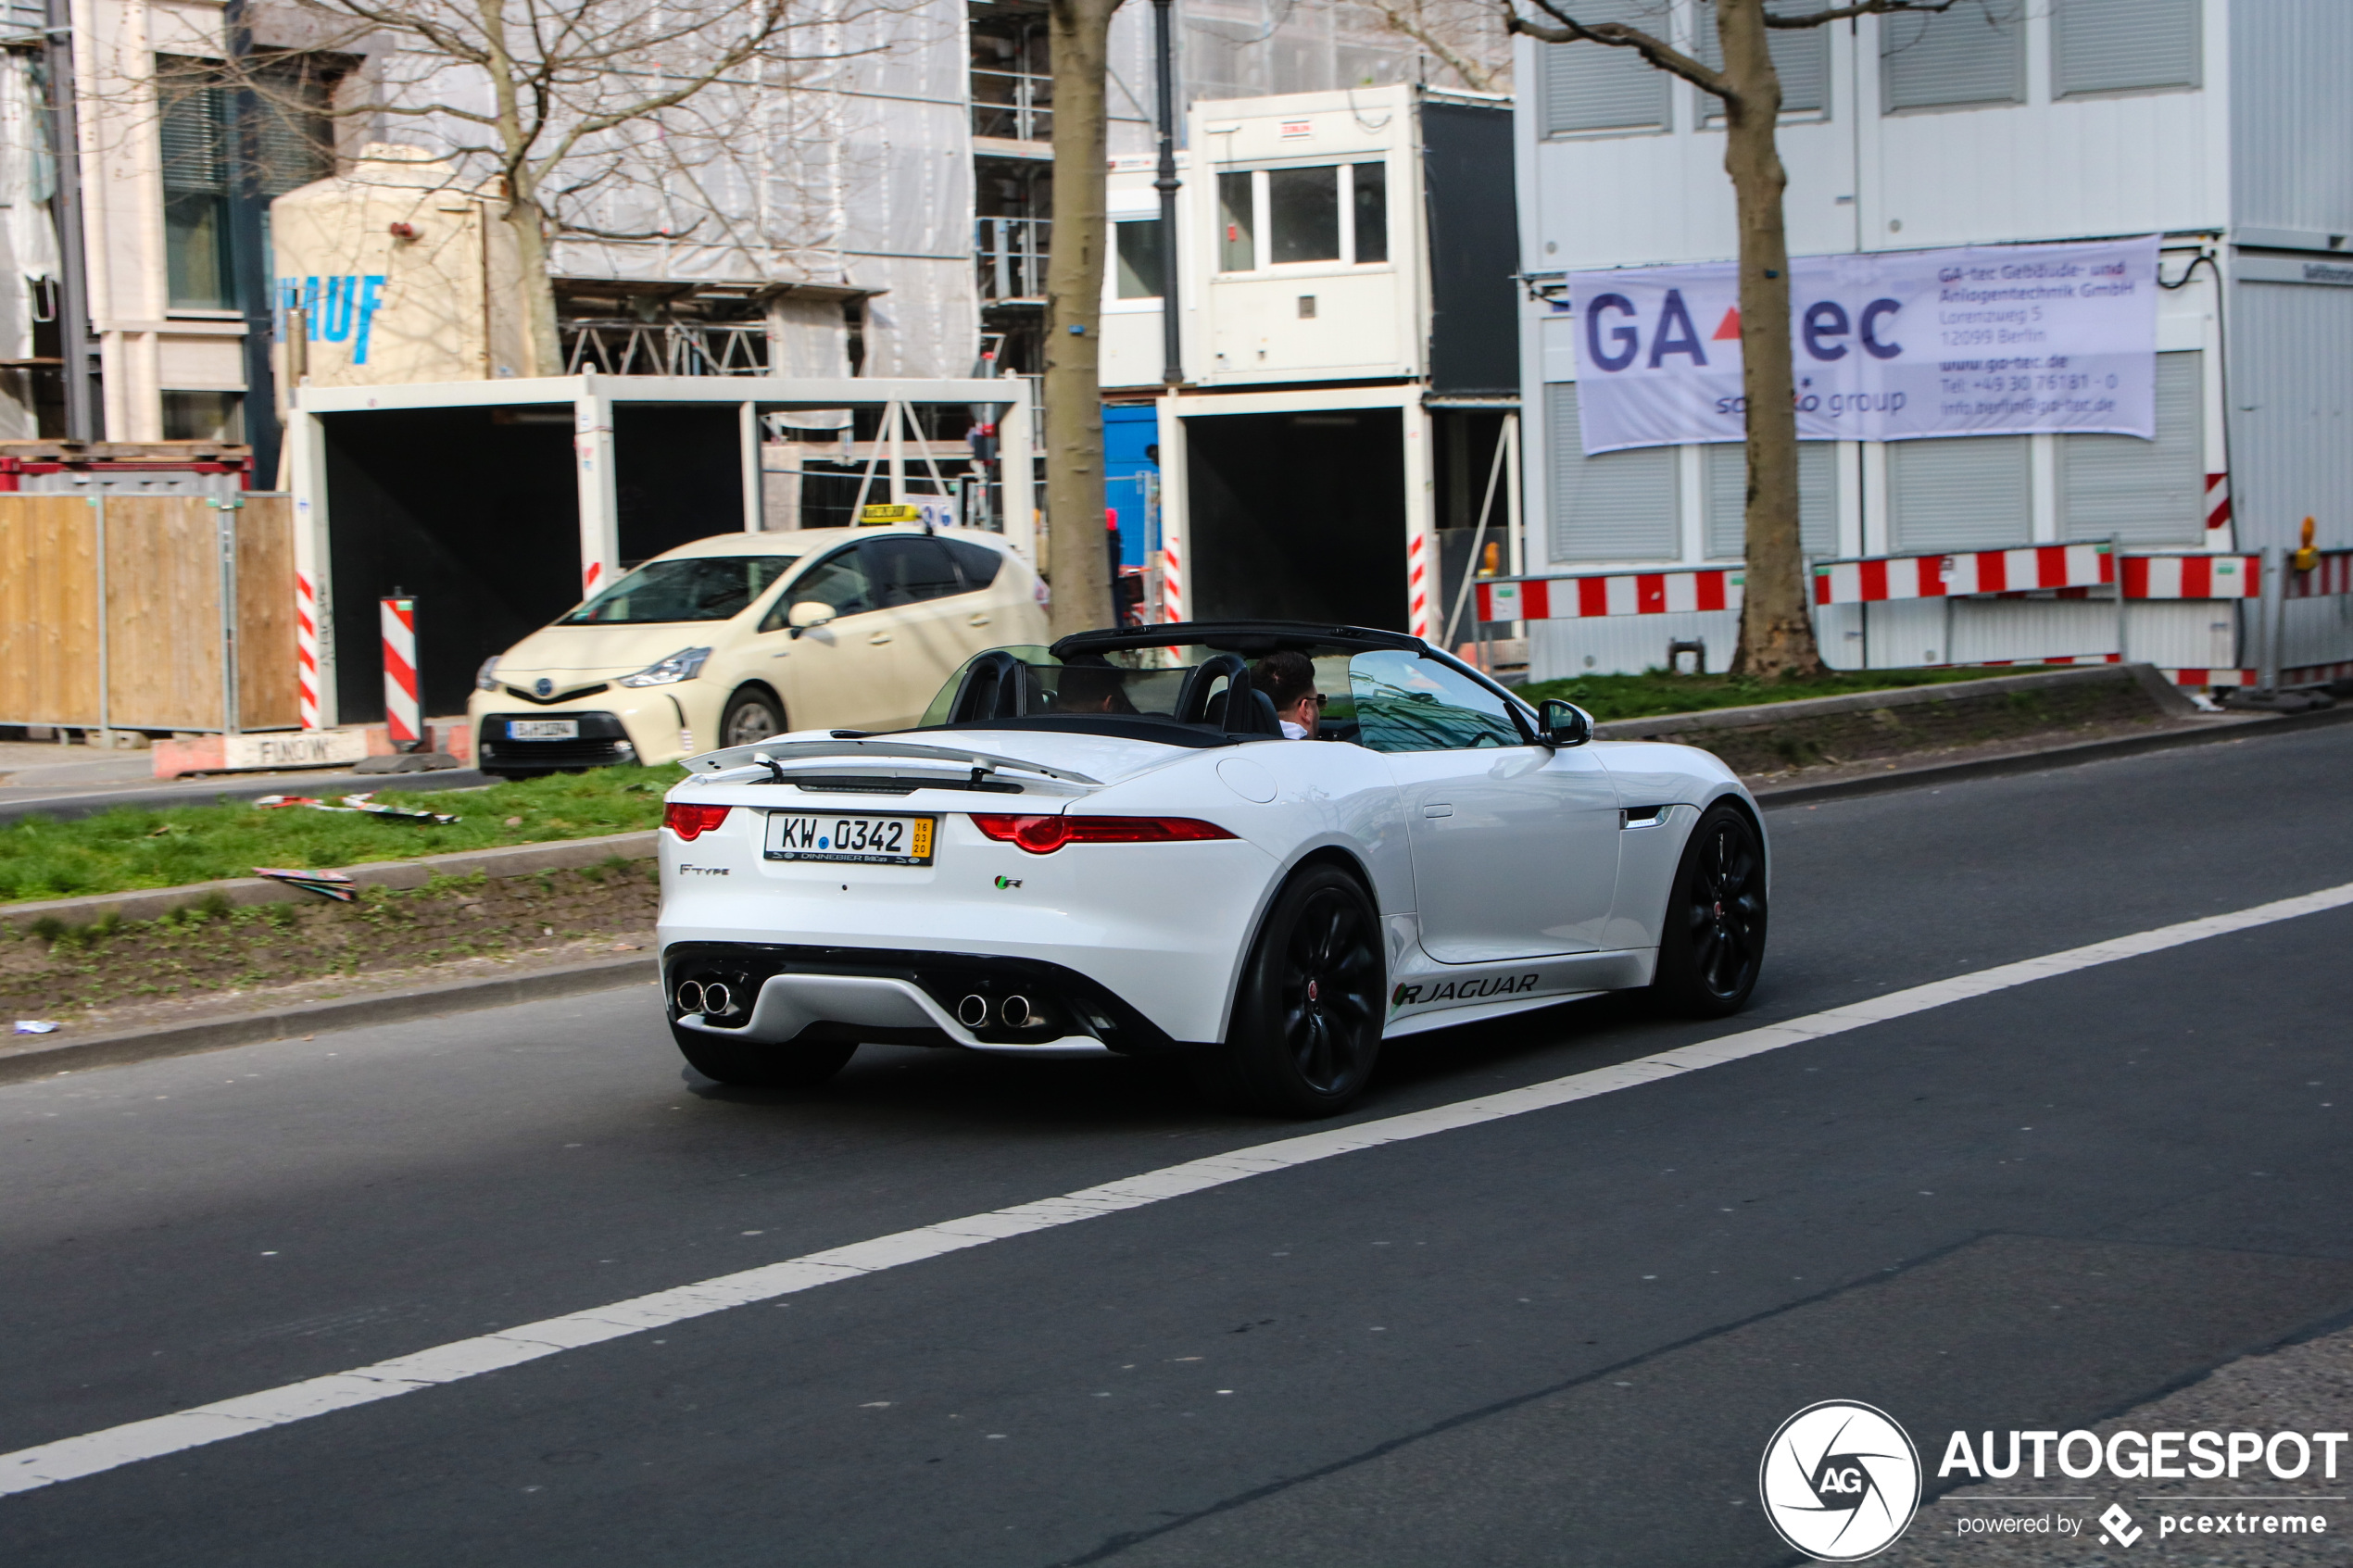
[{"xmin": 1761, "ymin": 1400, "xmax": 1923, "ymax": 1562}]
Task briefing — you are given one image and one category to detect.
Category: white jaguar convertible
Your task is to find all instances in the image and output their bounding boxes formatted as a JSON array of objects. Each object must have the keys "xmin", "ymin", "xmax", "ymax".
[{"xmin": 655, "ymin": 621, "xmax": 1767, "ymax": 1115}]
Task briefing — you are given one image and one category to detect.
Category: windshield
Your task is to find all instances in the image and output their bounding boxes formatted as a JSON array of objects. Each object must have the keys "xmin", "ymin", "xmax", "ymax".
[
  {"xmin": 562, "ymin": 555, "xmax": 799, "ymax": 625},
  {"xmin": 914, "ymin": 643, "xmax": 1529, "ymax": 752}
]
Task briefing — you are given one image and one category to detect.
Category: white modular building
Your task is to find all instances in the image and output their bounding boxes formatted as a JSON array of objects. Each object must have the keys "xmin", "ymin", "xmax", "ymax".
[
  {"xmin": 1515, "ymin": 0, "xmax": 2353, "ymax": 686},
  {"xmin": 1101, "ymin": 83, "xmax": 1522, "ymax": 643}
]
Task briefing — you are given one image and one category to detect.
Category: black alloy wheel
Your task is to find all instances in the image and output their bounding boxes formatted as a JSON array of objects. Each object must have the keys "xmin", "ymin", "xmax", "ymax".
[
  {"xmin": 671, "ymin": 1021, "xmax": 857, "ymax": 1089},
  {"xmin": 1653, "ymin": 804, "xmax": 1768, "ymax": 1016},
  {"xmin": 720, "ymin": 688, "xmax": 786, "ymax": 749},
  {"xmin": 1200, "ymin": 864, "xmax": 1385, "ymax": 1117}
]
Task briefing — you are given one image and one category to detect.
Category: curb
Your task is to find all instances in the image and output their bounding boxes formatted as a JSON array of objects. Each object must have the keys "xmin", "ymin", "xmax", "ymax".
[
  {"xmin": 0, "ymin": 830, "xmax": 658, "ymax": 936},
  {"xmin": 0, "ymin": 951, "xmax": 657, "ymax": 1085},
  {"xmin": 1590, "ymin": 661, "xmax": 2155, "ymax": 740},
  {"xmin": 1754, "ymin": 701, "xmax": 2353, "ymax": 807},
  {"xmin": 0, "ymin": 768, "xmax": 494, "ymax": 827}
]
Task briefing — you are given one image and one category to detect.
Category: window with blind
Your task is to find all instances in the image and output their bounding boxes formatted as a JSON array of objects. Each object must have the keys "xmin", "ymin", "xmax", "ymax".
[
  {"xmin": 2061, "ymin": 353, "xmax": 2203, "ymax": 544},
  {"xmin": 1547, "ymin": 383, "xmax": 1680, "ymax": 563},
  {"xmin": 2054, "ymin": 0, "xmax": 2199, "ymax": 98},
  {"xmin": 158, "ymin": 69, "xmax": 233, "ymax": 308},
  {"xmin": 1693, "ymin": 1, "xmax": 1831, "ymax": 119},
  {"xmin": 1881, "ymin": 0, "xmax": 2024, "ymax": 112},
  {"xmin": 1541, "ymin": 3, "xmax": 1672, "ymax": 136},
  {"xmin": 1887, "ymin": 435, "xmax": 2031, "ymax": 552},
  {"xmin": 158, "ymin": 55, "xmax": 339, "ymax": 311},
  {"xmin": 1705, "ymin": 441, "xmax": 1836, "ymax": 558}
]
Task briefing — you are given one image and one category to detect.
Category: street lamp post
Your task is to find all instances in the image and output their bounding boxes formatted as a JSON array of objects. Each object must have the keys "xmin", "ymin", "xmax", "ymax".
[{"xmin": 1151, "ymin": 0, "xmax": 1180, "ymax": 386}]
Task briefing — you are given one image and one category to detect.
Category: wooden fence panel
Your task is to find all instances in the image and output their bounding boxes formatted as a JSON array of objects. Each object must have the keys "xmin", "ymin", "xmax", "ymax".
[
  {"xmin": 0, "ymin": 495, "xmax": 102, "ymax": 726},
  {"xmin": 235, "ymin": 496, "xmax": 299, "ymax": 730},
  {"xmin": 104, "ymin": 496, "xmax": 223, "ymax": 732}
]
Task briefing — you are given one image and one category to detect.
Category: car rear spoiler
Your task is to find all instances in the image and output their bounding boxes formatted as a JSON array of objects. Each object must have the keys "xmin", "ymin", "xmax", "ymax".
[{"xmin": 686, "ymin": 737, "xmax": 1105, "ymax": 787}]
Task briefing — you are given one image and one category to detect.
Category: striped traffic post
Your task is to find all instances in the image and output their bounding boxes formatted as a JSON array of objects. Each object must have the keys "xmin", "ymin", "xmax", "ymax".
[
  {"xmin": 295, "ymin": 572, "xmax": 321, "ymax": 730},
  {"xmin": 380, "ymin": 592, "xmax": 421, "ymax": 752}
]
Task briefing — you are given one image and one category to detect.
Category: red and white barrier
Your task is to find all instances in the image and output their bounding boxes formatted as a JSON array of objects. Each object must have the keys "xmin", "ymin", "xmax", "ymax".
[
  {"xmin": 2204, "ymin": 472, "xmax": 2232, "ymax": 547},
  {"xmin": 380, "ymin": 595, "xmax": 420, "ymax": 749},
  {"xmin": 2287, "ymin": 549, "xmax": 2353, "ymax": 600},
  {"xmin": 2120, "ymin": 553, "xmax": 2260, "ymax": 600},
  {"xmin": 295, "ymin": 572, "xmax": 321, "ymax": 731},
  {"xmin": 1160, "ymin": 541, "xmax": 1184, "ymax": 622},
  {"xmin": 1812, "ymin": 544, "xmax": 2113, "ymax": 606},
  {"xmin": 1477, "ymin": 567, "xmax": 1742, "ymax": 623}
]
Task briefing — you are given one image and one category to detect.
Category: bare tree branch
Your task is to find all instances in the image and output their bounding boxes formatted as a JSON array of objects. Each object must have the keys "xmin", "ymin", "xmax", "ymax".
[
  {"xmin": 1762, "ymin": 0, "xmax": 1962, "ymax": 26},
  {"xmin": 1504, "ymin": 1, "xmax": 1728, "ymax": 97},
  {"xmin": 1366, "ymin": 0, "xmax": 1500, "ymax": 94}
]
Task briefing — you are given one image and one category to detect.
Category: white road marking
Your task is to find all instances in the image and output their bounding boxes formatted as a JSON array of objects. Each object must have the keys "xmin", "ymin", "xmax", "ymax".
[{"xmin": 6, "ymin": 880, "xmax": 2350, "ymax": 1499}]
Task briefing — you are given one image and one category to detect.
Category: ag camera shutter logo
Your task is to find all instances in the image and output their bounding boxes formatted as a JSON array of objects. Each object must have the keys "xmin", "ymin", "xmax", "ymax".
[{"xmin": 1760, "ymin": 1400, "xmax": 1922, "ymax": 1561}]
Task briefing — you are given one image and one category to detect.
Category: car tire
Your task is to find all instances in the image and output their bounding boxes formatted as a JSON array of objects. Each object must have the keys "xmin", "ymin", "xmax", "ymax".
[
  {"xmin": 1197, "ymin": 864, "xmax": 1386, "ymax": 1118},
  {"xmin": 671, "ymin": 1022, "xmax": 856, "ymax": 1089},
  {"xmin": 719, "ymin": 688, "xmax": 786, "ymax": 749},
  {"xmin": 1651, "ymin": 804, "xmax": 1768, "ymax": 1017}
]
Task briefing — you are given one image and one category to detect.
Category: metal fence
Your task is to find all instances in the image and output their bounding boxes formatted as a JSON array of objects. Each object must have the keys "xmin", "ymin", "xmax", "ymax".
[
  {"xmin": 560, "ymin": 320, "xmax": 773, "ymax": 377},
  {"xmin": 975, "ymin": 217, "xmax": 1050, "ymax": 303}
]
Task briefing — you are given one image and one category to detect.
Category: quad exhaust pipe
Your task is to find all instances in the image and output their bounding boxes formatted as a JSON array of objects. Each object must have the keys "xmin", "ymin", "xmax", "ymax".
[
  {"xmin": 674, "ymin": 980, "xmax": 734, "ymax": 1017},
  {"xmin": 955, "ymin": 992, "xmax": 1041, "ymax": 1031}
]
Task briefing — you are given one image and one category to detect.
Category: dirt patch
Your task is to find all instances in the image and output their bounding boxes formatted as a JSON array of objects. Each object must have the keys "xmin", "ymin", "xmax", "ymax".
[
  {"xmin": 1653, "ymin": 679, "xmax": 2185, "ymax": 781},
  {"xmin": 2, "ymin": 858, "xmax": 658, "ymax": 1028}
]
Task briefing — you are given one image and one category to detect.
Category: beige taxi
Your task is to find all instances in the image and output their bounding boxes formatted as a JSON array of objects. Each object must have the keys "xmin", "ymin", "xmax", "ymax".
[{"xmin": 469, "ymin": 527, "xmax": 1047, "ymax": 773}]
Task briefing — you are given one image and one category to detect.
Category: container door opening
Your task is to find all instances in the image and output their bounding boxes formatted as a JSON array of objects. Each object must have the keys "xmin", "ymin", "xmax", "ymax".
[{"xmin": 1182, "ymin": 408, "xmax": 1405, "ymax": 630}]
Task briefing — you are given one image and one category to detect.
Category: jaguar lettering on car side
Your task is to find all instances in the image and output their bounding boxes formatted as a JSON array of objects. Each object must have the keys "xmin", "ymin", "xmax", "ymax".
[{"xmin": 1390, "ymin": 973, "xmax": 1542, "ymax": 1010}]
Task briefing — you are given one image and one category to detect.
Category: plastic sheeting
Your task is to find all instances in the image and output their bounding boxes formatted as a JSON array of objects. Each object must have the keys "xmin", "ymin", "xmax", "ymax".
[
  {"xmin": 1113, "ymin": 0, "xmax": 1510, "ymax": 159},
  {"xmin": 339, "ymin": 0, "xmax": 977, "ymax": 379},
  {"xmin": 0, "ymin": 51, "xmax": 55, "ymax": 435}
]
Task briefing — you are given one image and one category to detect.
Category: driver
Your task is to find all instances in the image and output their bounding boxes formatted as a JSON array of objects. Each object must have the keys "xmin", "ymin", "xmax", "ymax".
[
  {"xmin": 1051, "ymin": 660, "xmax": 1139, "ymax": 715},
  {"xmin": 1251, "ymin": 651, "xmax": 1323, "ymax": 739}
]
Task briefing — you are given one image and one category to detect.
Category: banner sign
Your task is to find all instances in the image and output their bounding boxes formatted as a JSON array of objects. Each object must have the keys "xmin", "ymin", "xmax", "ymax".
[{"xmin": 1567, "ymin": 237, "xmax": 2159, "ymax": 454}]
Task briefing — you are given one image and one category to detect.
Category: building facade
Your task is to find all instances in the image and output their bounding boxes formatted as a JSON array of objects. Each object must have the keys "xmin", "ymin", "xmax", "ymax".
[
  {"xmin": 1516, "ymin": 0, "xmax": 2353, "ymax": 684},
  {"xmin": 1098, "ymin": 83, "xmax": 1520, "ymax": 644}
]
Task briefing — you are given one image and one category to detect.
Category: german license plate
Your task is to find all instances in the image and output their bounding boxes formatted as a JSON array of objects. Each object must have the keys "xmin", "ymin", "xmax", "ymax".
[
  {"xmin": 508, "ymin": 718, "xmax": 579, "ymax": 740},
  {"xmin": 765, "ymin": 811, "xmax": 935, "ymax": 866}
]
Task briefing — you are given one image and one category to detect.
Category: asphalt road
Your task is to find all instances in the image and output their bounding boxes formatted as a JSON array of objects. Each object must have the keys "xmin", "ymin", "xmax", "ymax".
[{"xmin": 3, "ymin": 724, "xmax": 2350, "ymax": 1566}]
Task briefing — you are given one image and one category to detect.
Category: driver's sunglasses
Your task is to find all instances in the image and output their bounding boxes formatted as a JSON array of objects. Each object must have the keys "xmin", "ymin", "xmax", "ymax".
[{"xmin": 1309, "ymin": 693, "xmax": 1329, "ymax": 709}]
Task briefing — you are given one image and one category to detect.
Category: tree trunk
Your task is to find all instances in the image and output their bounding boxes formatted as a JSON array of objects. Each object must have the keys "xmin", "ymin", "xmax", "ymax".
[
  {"xmin": 1717, "ymin": 0, "xmax": 1824, "ymax": 679},
  {"xmin": 503, "ymin": 192, "xmax": 563, "ymax": 378},
  {"xmin": 1042, "ymin": 0, "xmax": 1121, "ymax": 637}
]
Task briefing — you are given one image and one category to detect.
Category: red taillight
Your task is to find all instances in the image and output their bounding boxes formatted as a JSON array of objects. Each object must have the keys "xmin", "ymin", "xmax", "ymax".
[
  {"xmin": 663, "ymin": 802, "xmax": 732, "ymax": 841},
  {"xmin": 969, "ymin": 814, "xmax": 1239, "ymax": 854}
]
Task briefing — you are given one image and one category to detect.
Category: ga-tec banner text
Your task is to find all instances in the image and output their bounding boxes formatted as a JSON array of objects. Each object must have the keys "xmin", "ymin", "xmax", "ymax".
[{"xmin": 1566, "ymin": 236, "xmax": 2158, "ymax": 455}]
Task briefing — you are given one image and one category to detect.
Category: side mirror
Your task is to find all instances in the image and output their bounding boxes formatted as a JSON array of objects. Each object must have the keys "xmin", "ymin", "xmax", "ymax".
[
  {"xmin": 1538, "ymin": 698, "xmax": 1592, "ymax": 748},
  {"xmin": 786, "ymin": 600, "xmax": 837, "ymax": 638}
]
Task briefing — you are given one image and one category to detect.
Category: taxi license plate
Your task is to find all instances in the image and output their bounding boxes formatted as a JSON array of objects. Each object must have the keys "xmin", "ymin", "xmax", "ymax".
[
  {"xmin": 765, "ymin": 811, "xmax": 935, "ymax": 866},
  {"xmin": 507, "ymin": 719, "xmax": 579, "ymax": 740}
]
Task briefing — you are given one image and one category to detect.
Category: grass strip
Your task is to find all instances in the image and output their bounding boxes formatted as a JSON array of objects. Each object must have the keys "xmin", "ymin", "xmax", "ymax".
[
  {"xmin": 0, "ymin": 764, "xmax": 684, "ymax": 905},
  {"xmin": 1517, "ymin": 665, "xmax": 2050, "ymax": 724}
]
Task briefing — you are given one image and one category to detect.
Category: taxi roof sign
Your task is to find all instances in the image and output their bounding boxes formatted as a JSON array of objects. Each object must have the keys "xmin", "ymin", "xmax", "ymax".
[{"xmin": 859, "ymin": 502, "xmax": 924, "ymax": 525}]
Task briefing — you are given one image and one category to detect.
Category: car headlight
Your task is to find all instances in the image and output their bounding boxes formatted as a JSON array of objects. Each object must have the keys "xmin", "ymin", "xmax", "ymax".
[
  {"xmin": 475, "ymin": 655, "xmax": 500, "ymax": 691},
  {"xmin": 618, "ymin": 646, "xmax": 713, "ymax": 687}
]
